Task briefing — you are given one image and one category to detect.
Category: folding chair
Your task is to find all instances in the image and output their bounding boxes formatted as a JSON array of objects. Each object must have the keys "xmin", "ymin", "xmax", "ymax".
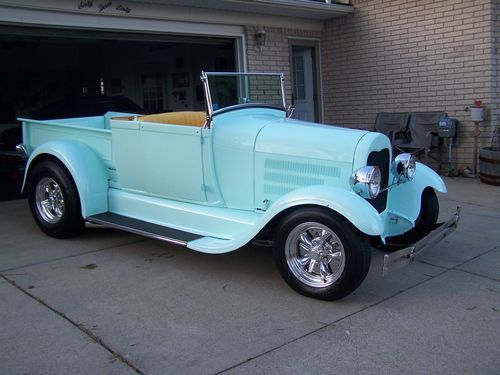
[
  {"xmin": 396, "ymin": 112, "xmax": 445, "ymax": 166},
  {"xmin": 374, "ymin": 112, "xmax": 410, "ymax": 149}
]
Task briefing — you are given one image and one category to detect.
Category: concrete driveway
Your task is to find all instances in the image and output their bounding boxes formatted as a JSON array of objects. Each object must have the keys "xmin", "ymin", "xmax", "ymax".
[{"xmin": 1, "ymin": 177, "xmax": 499, "ymax": 374}]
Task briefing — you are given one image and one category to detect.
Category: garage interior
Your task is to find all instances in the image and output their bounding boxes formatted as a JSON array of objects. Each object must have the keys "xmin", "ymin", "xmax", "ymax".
[{"xmin": 0, "ymin": 25, "xmax": 237, "ymax": 200}]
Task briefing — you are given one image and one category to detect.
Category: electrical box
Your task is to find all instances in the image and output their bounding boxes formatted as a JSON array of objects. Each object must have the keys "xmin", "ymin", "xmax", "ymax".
[{"xmin": 438, "ymin": 118, "xmax": 457, "ymax": 138}]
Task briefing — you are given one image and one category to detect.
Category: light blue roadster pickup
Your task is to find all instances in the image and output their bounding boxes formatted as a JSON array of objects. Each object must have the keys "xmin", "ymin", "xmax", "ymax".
[{"xmin": 18, "ymin": 72, "xmax": 459, "ymax": 300}]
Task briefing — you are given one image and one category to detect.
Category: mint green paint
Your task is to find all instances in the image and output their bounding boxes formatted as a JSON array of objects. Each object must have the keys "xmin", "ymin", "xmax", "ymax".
[
  {"xmin": 211, "ymin": 107, "xmax": 285, "ymax": 209},
  {"xmin": 24, "ymin": 139, "xmax": 109, "ymax": 217},
  {"xmin": 20, "ymin": 106, "xmax": 448, "ymax": 254},
  {"xmin": 111, "ymin": 118, "xmax": 207, "ymax": 203},
  {"xmin": 382, "ymin": 162, "xmax": 446, "ymax": 238}
]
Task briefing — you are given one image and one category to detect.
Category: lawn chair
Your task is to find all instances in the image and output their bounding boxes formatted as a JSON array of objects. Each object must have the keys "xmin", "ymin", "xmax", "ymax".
[
  {"xmin": 396, "ymin": 111, "xmax": 445, "ymax": 165},
  {"xmin": 374, "ymin": 112, "xmax": 410, "ymax": 149}
]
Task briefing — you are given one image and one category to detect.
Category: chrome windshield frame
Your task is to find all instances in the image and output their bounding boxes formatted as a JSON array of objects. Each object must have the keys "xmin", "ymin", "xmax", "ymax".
[{"xmin": 200, "ymin": 71, "xmax": 286, "ymax": 128}]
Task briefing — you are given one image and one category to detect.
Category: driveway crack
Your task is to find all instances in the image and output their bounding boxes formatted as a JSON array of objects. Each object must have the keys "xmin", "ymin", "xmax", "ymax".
[{"xmin": 0, "ymin": 274, "xmax": 144, "ymax": 375}]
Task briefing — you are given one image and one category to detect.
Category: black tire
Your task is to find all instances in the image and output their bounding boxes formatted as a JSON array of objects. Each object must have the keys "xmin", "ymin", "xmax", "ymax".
[
  {"xmin": 273, "ymin": 207, "xmax": 371, "ymax": 301},
  {"xmin": 414, "ymin": 188, "xmax": 439, "ymax": 235},
  {"xmin": 28, "ymin": 160, "xmax": 84, "ymax": 238}
]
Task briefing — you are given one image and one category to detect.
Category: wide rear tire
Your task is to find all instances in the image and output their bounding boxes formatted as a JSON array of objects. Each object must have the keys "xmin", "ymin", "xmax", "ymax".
[{"xmin": 28, "ymin": 160, "xmax": 84, "ymax": 238}]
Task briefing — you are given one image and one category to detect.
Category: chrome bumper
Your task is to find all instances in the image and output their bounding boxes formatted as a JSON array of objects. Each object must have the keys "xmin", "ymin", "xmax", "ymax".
[{"xmin": 382, "ymin": 207, "xmax": 460, "ymax": 276}]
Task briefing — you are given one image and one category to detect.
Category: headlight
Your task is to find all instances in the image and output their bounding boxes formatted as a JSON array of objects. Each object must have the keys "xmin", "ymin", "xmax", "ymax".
[
  {"xmin": 392, "ymin": 153, "xmax": 416, "ymax": 182},
  {"xmin": 350, "ymin": 166, "xmax": 381, "ymax": 200}
]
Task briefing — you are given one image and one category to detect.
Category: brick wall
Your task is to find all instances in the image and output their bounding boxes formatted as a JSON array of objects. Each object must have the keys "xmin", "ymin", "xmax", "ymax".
[
  {"xmin": 322, "ymin": 0, "xmax": 498, "ymax": 171},
  {"xmin": 246, "ymin": 25, "xmax": 322, "ymax": 105},
  {"xmin": 494, "ymin": 0, "xmax": 500, "ymax": 148}
]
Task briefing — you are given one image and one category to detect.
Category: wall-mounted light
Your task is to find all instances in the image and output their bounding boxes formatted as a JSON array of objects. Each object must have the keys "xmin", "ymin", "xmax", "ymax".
[{"xmin": 255, "ymin": 27, "xmax": 267, "ymax": 51}]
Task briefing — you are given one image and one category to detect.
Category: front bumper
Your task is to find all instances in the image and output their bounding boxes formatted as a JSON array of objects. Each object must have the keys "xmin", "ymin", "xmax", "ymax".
[{"xmin": 382, "ymin": 207, "xmax": 460, "ymax": 276}]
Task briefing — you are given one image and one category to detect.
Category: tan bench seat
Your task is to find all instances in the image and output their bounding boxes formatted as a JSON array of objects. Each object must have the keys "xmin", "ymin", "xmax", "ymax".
[{"xmin": 138, "ymin": 111, "xmax": 206, "ymax": 127}]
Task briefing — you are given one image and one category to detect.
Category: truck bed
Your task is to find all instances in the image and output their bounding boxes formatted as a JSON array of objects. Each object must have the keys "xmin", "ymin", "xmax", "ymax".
[{"xmin": 18, "ymin": 112, "xmax": 135, "ymax": 169}]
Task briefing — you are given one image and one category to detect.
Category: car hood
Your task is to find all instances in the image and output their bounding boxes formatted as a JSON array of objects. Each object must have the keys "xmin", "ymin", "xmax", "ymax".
[{"xmin": 255, "ymin": 118, "xmax": 369, "ymax": 163}]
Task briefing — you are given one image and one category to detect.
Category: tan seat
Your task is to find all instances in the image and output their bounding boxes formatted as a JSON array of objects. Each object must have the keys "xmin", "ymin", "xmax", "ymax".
[{"xmin": 138, "ymin": 111, "xmax": 206, "ymax": 127}]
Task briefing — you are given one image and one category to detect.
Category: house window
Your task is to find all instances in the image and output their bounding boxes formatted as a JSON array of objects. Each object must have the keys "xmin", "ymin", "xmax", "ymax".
[{"xmin": 142, "ymin": 73, "xmax": 164, "ymax": 113}]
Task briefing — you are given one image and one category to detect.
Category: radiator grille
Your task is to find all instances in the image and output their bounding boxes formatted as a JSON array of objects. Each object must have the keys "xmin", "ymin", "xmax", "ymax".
[{"xmin": 367, "ymin": 149, "xmax": 390, "ymax": 213}]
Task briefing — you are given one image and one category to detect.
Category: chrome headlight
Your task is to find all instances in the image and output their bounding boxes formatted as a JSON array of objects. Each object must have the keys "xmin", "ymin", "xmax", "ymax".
[
  {"xmin": 392, "ymin": 153, "xmax": 416, "ymax": 182},
  {"xmin": 350, "ymin": 166, "xmax": 381, "ymax": 200}
]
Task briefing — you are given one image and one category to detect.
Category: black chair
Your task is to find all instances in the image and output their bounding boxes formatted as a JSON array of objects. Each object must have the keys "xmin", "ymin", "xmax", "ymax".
[
  {"xmin": 374, "ymin": 112, "xmax": 410, "ymax": 149},
  {"xmin": 396, "ymin": 112, "xmax": 445, "ymax": 165}
]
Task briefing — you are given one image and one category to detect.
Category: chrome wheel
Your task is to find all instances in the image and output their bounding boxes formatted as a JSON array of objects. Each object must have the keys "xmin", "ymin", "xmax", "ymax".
[
  {"xmin": 284, "ymin": 222, "xmax": 346, "ymax": 288},
  {"xmin": 35, "ymin": 177, "xmax": 65, "ymax": 224}
]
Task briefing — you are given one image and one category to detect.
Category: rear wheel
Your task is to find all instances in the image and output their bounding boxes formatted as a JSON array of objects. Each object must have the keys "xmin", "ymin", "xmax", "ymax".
[
  {"xmin": 28, "ymin": 160, "xmax": 84, "ymax": 238},
  {"xmin": 273, "ymin": 207, "xmax": 371, "ymax": 301}
]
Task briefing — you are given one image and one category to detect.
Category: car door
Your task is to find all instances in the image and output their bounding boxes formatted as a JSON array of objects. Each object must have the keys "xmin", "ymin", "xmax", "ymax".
[
  {"xmin": 139, "ymin": 121, "xmax": 206, "ymax": 203},
  {"xmin": 111, "ymin": 118, "xmax": 206, "ymax": 203}
]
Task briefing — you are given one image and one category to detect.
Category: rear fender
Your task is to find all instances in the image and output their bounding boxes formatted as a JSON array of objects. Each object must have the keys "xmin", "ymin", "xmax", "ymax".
[
  {"xmin": 23, "ymin": 140, "xmax": 108, "ymax": 217},
  {"xmin": 262, "ymin": 185, "xmax": 384, "ymax": 236}
]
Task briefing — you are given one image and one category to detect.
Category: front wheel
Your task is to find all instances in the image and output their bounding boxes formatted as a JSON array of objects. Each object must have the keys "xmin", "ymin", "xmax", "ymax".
[
  {"xmin": 28, "ymin": 160, "xmax": 84, "ymax": 238},
  {"xmin": 273, "ymin": 207, "xmax": 371, "ymax": 301}
]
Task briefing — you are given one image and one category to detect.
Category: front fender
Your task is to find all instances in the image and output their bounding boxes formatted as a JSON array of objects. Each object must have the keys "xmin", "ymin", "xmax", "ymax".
[
  {"xmin": 188, "ymin": 185, "xmax": 384, "ymax": 254},
  {"xmin": 262, "ymin": 185, "xmax": 384, "ymax": 236},
  {"xmin": 387, "ymin": 162, "xmax": 446, "ymax": 222},
  {"xmin": 23, "ymin": 140, "xmax": 108, "ymax": 217}
]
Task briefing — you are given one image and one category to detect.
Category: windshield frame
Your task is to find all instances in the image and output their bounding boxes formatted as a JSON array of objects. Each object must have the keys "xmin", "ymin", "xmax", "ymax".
[{"xmin": 201, "ymin": 71, "xmax": 286, "ymax": 128}]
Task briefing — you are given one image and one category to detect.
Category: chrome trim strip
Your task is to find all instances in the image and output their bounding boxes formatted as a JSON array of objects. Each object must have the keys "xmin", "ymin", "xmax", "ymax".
[
  {"xmin": 280, "ymin": 72, "xmax": 286, "ymax": 109},
  {"xmin": 200, "ymin": 71, "xmax": 213, "ymax": 128},
  {"xmin": 86, "ymin": 216, "xmax": 188, "ymax": 246},
  {"xmin": 382, "ymin": 206, "xmax": 461, "ymax": 276}
]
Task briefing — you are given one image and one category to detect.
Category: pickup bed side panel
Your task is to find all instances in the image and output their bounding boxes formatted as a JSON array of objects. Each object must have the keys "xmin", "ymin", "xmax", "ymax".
[{"xmin": 25, "ymin": 140, "xmax": 109, "ymax": 217}]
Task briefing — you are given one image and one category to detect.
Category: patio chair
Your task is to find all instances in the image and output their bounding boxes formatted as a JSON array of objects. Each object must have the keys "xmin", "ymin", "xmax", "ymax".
[
  {"xmin": 374, "ymin": 112, "xmax": 410, "ymax": 148},
  {"xmin": 396, "ymin": 111, "xmax": 445, "ymax": 165}
]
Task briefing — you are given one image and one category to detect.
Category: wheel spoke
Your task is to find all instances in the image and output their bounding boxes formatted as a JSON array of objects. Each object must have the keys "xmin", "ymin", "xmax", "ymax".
[
  {"xmin": 328, "ymin": 251, "xmax": 343, "ymax": 263},
  {"xmin": 299, "ymin": 242, "xmax": 311, "ymax": 254},
  {"xmin": 319, "ymin": 261, "xmax": 331, "ymax": 281},
  {"xmin": 319, "ymin": 229, "xmax": 331, "ymax": 244},
  {"xmin": 298, "ymin": 255, "xmax": 309, "ymax": 266},
  {"xmin": 299, "ymin": 232, "xmax": 313, "ymax": 248},
  {"xmin": 307, "ymin": 258, "xmax": 317, "ymax": 273}
]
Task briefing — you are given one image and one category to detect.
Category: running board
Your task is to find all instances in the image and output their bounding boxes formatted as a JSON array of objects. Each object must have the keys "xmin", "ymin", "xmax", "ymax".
[{"xmin": 87, "ymin": 212, "xmax": 202, "ymax": 246}]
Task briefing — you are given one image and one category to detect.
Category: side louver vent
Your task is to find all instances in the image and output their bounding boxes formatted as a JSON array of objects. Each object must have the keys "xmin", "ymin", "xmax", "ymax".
[{"xmin": 263, "ymin": 158, "xmax": 341, "ymax": 196}]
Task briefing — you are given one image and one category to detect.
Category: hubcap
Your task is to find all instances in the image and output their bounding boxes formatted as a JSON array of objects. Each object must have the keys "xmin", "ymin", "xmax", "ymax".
[
  {"xmin": 285, "ymin": 222, "xmax": 346, "ymax": 288},
  {"xmin": 35, "ymin": 177, "xmax": 65, "ymax": 224}
]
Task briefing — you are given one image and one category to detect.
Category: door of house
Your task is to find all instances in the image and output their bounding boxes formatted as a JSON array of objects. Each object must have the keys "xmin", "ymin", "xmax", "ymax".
[{"xmin": 292, "ymin": 46, "xmax": 315, "ymax": 122}]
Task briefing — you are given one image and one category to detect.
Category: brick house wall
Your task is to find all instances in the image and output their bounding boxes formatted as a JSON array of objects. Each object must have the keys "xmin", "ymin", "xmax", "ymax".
[
  {"xmin": 321, "ymin": 0, "xmax": 499, "ymax": 170},
  {"xmin": 245, "ymin": 25, "xmax": 322, "ymax": 106},
  {"xmin": 495, "ymin": 0, "xmax": 500, "ymax": 148}
]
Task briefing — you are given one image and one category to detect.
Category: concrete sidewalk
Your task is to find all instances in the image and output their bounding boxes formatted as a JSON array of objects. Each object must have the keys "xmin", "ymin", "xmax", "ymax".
[{"xmin": 1, "ymin": 177, "xmax": 499, "ymax": 374}]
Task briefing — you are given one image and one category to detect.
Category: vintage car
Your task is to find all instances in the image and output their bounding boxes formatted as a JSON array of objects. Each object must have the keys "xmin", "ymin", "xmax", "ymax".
[{"xmin": 17, "ymin": 72, "xmax": 459, "ymax": 300}]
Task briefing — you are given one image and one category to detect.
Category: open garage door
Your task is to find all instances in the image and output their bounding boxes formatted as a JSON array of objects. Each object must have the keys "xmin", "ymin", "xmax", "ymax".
[
  {"xmin": 0, "ymin": 26, "xmax": 238, "ymax": 200},
  {"xmin": 0, "ymin": 26, "xmax": 237, "ymax": 118}
]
